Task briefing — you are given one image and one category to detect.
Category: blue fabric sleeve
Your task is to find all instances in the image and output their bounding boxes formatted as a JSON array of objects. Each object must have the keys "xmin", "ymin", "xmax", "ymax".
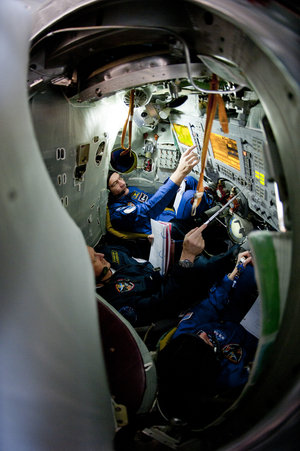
[
  {"xmin": 208, "ymin": 275, "xmax": 233, "ymax": 311},
  {"xmin": 174, "ymin": 275, "xmax": 234, "ymax": 337},
  {"xmin": 191, "ymin": 275, "xmax": 233, "ymax": 322},
  {"xmin": 140, "ymin": 178, "xmax": 179, "ymax": 217},
  {"xmin": 109, "ymin": 178, "xmax": 179, "ymax": 232}
]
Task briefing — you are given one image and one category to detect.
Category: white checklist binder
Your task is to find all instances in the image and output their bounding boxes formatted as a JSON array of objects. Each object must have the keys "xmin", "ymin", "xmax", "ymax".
[
  {"xmin": 240, "ymin": 296, "xmax": 262, "ymax": 338},
  {"xmin": 149, "ymin": 219, "xmax": 173, "ymax": 275}
]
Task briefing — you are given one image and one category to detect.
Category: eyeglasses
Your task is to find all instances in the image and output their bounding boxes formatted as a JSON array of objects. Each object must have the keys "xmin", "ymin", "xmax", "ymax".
[{"xmin": 109, "ymin": 175, "xmax": 124, "ymax": 189}]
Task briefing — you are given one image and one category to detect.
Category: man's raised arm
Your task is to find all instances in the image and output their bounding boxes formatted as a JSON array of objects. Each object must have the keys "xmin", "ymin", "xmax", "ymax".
[{"xmin": 170, "ymin": 145, "xmax": 199, "ymax": 186}]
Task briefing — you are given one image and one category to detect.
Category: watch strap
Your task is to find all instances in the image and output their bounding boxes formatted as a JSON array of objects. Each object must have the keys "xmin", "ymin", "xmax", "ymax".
[{"xmin": 178, "ymin": 259, "xmax": 194, "ymax": 268}]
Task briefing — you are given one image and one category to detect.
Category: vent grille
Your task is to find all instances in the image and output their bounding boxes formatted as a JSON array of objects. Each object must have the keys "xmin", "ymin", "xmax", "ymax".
[{"xmin": 123, "ymin": 88, "xmax": 151, "ymax": 107}]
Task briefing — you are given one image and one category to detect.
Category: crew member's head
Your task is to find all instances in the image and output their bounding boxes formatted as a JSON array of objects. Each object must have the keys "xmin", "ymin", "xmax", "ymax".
[
  {"xmin": 107, "ymin": 170, "xmax": 129, "ymax": 198},
  {"xmin": 87, "ymin": 246, "xmax": 111, "ymax": 282},
  {"xmin": 157, "ymin": 333, "xmax": 227, "ymax": 427}
]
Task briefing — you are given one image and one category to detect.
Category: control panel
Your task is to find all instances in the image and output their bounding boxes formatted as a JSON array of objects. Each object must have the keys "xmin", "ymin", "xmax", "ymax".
[
  {"xmin": 170, "ymin": 114, "xmax": 279, "ymax": 231},
  {"xmin": 158, "ymin": 144, "xmax": 180, "ymax": 170}
]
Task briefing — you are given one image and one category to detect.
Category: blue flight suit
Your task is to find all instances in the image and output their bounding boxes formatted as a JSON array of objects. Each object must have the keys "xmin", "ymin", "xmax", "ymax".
[
  {"xmin": 173, "ymin": 265, "xmax": 258, "ymax": 390},
  {"xmin": 108, "ymin": 176, "xmax": 212, "ymax": 234},
  {"xmin": 96, "ymin": 244, "xmax": 239, "ymax": 326}
]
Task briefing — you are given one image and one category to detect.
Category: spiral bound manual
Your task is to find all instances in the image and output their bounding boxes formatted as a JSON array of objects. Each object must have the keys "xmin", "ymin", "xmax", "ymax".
[{"xmin": 149, "ymin": 219, "xmax": 173, "ymax": 275}]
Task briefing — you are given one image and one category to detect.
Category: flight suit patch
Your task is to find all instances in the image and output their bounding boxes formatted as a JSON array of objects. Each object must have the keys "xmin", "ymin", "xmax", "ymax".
[
  {"xmin": 115, "ymin": 279, "xmax": 135, "ymax": 293},
  {"xmin": 213, "ymin": 329, "xmax": 226, "ymax": 342},
  {"xmin": 120, "ymin": 204, "xmax": 136, "ymax": 214},
  {"xmin": 131, "ymin": 191, "xmax": 149, "ymax": 202},
  {"xmin": 137, "ymin": 192, "xmax": 149, "ymax": 202},
  {"xmin": 111, "ymin": 250, "xmax": 120, "ymax": 265},
  {"xmin": 179, "ymin": 312, "xmax": 193, "ymax": 322},
  {"xmin": 221, "ymin": 344, "xmax": 242, "ymax": 364}
]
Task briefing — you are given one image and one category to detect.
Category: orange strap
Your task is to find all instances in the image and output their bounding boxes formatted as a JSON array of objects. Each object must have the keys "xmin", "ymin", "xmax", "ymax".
[
  {"xmin": 121, "ymin": 89, "xmax": 135, "ymax": 156},
  {"xmin": 217, "ymin": 93, "xmax": 229, "ymax": 134},
  {"xmin": 191, "ymin": 75, "xmax": 228, "ymax": 215}
]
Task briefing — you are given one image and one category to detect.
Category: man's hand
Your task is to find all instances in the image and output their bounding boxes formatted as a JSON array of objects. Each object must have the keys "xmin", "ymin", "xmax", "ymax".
[
  {"xmin": 170, "ymin": 145, "xmax": 200, "ymax": 186},
  {"xmin": 147, "ymin": 233, "xmax": 154, "ymax": 243},
  {"xmin": 228, "ymin": 250, "xmax": 252, "ymax": 280},
  {"xmin": 180, "ymin": 223, "xmax": 207, "ymax": 263}
]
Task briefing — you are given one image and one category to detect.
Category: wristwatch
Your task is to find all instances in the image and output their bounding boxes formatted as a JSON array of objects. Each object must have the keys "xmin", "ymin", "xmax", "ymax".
[{"xmin": 178, "ymin": 259, "xmax": 194, "ymax": 268}]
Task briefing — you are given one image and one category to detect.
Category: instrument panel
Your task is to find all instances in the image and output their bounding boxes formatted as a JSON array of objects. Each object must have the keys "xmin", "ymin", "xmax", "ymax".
[
  {"xmin": 123, "ymin": 109, "xmax": 280, "ymax": 249},
  {"xmin": 170, "ymin": 114, "xmax": 280, "ymax": 232}
]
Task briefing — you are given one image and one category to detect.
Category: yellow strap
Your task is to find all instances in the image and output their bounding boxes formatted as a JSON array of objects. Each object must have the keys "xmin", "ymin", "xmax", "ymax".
[{"xmin": 158, "ymin": 327, "xmax": 177, "ymax": 351}]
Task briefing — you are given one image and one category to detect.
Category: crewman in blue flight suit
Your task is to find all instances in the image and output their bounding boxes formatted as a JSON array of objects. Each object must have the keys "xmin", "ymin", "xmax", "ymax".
[
  {"xmin": 107, "ymin": 146, "xmax": 213, "ymax": 235},
  {"xmin": 156, "ymin": 251, "xmax": 258, "ymax": 427},
  {"xmin": 87, "ymin": 224, "xmax": 240, "ymax": 326}
]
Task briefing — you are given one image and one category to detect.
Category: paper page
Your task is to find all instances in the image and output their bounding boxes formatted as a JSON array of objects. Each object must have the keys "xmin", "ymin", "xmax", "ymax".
[
  {"xmin": 132, "ymin": 257, "xmax": 147, "ymax": 263},
  {"xmin": 173, "ymin": 179, "xmax": 186, "ymax": 214},
  {"xmin": 240, "ymin": 296, "xmax": 262, "ymax": 338},
  {"xmin": 164, "ymin": 223, "xmax": 170, "ymax": 272},
  {"xmin": 149, "ymin": 219, "xmax": 171, "ymax": 275}
]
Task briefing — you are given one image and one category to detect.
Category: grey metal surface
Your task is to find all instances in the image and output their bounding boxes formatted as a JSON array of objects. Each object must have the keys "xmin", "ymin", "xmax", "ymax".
[
  {"xmin": 2, "ymin": 0, "xmax": 300, "ymax": 449},
  {"xmin": 30, "ymin": 89, "xmax": 128, "ymax": 245},
  {"xmin": 0, "ymin": 1, "xmax": 115, "ymax": 449}
]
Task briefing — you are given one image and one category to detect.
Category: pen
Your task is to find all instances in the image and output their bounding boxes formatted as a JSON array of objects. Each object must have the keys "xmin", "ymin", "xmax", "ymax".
[{"xmin": 203, "ymin": 192, "xmax": 241, "ymax": 225}]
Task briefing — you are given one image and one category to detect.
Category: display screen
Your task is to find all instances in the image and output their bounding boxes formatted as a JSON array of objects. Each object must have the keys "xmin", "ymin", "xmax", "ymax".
[
  {"xmin": 173, "ymin": 123, "xmax": 194, "ymax": 147},
  {"xmin": 210, "ymin": 133, "xmax": 241, "ymax": 171}
]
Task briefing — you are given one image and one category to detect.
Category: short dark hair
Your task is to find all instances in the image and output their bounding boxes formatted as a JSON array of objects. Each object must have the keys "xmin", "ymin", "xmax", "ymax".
[
  {"xmin": 107, "ymin": 170, "xmax": 116, "ymax": 189},
  {"xmin": 156, "ymin": 334, "xmax": 221, "ymax": 427}
]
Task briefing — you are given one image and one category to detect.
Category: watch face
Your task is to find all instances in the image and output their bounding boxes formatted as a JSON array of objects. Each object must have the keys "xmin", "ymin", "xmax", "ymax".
[{"xmin": 179, "ymin": 259, "xmax": 193, "ymax": 268}]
